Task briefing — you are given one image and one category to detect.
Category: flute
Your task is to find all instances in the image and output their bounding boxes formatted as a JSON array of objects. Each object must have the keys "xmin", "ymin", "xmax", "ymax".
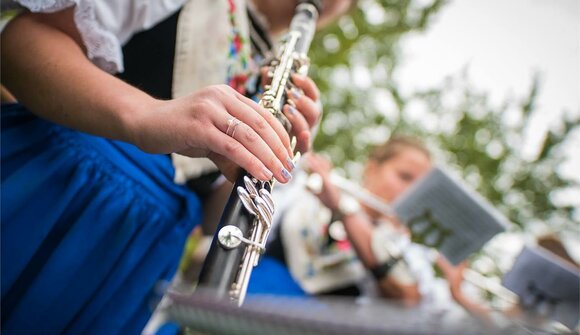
[
  {"xmin": 196, "ymin": 0, "xmax": 321, "ymax": 306},
  {"xmin": 305, "ymin": 171, "xmax": 396, "ymax": 218},
  {"xmin": 307, "ymin": 171, "xmax": 519, "ymax": 305}
]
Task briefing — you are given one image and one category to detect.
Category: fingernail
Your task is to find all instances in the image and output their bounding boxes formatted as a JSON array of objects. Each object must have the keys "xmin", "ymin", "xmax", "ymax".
[
  {"xmin": 262, "ymin": 167, "xmax": 273, "ymax": 180},
  {"xmin": 281, "ymin": 168, "xmax": 292, "ymax": 182},
  {"xmin": 291, "ymin": 73, "xmax": 303, "ymax": 81},
  {"xmin": 291, "ymin": 89, "xmax": 301, "ymax": 100},
  {"xmin": 286, "ymin": 157, "xmax": 296, "ymax": 171},
  {"xmin": 287, "ymin": 105, "xmax": 297, "ymax": 115}
]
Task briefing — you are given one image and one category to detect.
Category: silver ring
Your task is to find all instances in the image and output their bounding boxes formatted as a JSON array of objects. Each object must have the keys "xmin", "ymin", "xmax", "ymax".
[{"xmin": 226, "ymin": 117, "xmax": 242, "ymax": 138}]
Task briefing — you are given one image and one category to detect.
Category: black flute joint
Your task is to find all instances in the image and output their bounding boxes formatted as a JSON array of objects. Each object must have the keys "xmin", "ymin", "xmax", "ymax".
[{"xmin": 197, "ymin": 0, "xmax": 321, "ymax": 306}]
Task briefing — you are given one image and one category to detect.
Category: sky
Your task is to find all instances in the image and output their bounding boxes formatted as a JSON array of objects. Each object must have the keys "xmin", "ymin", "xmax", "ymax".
[{"xmin": 396, "ymin": 0, "xmax": 579, "ymax": 180}]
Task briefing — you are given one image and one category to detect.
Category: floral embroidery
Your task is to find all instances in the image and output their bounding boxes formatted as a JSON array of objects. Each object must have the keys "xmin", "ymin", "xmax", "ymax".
[{"xmin": 226, "ymin": 0, "xmax": 251, "ymax": 95}]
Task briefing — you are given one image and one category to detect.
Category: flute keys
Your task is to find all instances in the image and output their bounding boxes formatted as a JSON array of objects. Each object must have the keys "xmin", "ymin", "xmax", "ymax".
[
  {"xmin": 237, "ymin": 186, "xmax": 258, "ymax": 216},
  {"xmin": 243, "ymin": 176, "xmax": 259, "ymax": 198},
  {"xmin": 259, "ymin": 189, "xmax": 275, "ymax": 214},
  {"xmin": 255, "ymin": 197, "xmax": 273, "ymax": 228},
  {"xmin": 217, "ymin": 225, "xmax": 244, "ymax": 249}
]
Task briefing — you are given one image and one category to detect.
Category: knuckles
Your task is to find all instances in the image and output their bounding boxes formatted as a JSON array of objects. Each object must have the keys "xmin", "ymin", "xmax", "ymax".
[
  {"xmin": 252, "ymin": 118, "xmax": 269, "ymax": 133},
  {"xmin": 223, "ymin": 139, "xmax": 239, "ymax": 154},
  {"xmin": 242, "ymin": 126, "xmax": 259, "ymax": 143}
]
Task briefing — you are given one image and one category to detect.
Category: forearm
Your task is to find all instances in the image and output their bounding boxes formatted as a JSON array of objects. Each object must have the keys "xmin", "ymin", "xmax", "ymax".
[
  {"xmin": 378, "ymin": 277, "xmax": 421, "ymax": 303},
  {"xmin": 449, "ymin": 283, "xmax": 491, "ymax": 320},
  {"xmin": 342, "ymin": 213, "xmax": 421, "ymax": 301},
  {"xmin": 341, "ymin": 213, "xmax": 380, "ymax": 268},
  {"xmin": 1, "ymin": 10, "xmax": 156, "ymax": 145}
]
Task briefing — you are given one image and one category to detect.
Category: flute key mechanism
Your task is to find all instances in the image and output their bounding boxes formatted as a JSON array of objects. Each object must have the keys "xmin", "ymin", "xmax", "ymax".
[{"xmin": 196, "ymin": 0, "xmax": 321, "ymax": 306}]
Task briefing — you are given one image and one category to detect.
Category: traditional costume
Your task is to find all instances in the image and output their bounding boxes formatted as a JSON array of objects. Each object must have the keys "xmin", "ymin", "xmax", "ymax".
[{"xmin": 1, "ymin": 0, "xmax": 263, "ymax": 333}]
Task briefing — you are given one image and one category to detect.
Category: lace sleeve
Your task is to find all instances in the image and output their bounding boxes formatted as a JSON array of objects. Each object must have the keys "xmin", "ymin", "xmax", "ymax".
[{"xmin": 14, "ymin": 0, "xmax": 124, "ymax": 73}]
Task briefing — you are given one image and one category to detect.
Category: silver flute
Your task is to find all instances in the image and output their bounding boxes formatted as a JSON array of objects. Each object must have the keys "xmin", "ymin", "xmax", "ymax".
[
  {"xmin": 307, "ymin": 171, "xmax": 518, "ymax": 305},
  {"xmin": 196, "ymin": 0, "xmax": 321, "ymax": 306}
]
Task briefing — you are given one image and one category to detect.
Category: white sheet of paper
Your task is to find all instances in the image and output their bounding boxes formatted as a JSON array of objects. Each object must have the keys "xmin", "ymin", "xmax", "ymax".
[
  {"xmin": 503, "ymin": 246, "xmax": 580, "ymax": 329},
  {"xmin": 393, "ymin": 167, "xmax": 508, "ymax": 264}
]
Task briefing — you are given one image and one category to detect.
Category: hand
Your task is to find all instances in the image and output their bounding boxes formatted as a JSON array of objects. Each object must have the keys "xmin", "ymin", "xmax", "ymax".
[
  {"xmin": 283, "ymin": 74, "xmax": 321, "ymax": 153},
  {"xmin": 131, "ymin": 84, "xmax": 296, "ymax": 183},
  {"xmin": 261, "ymin": 68, "xmax": 321, "ymax": 154},
  {"xmin": 436, "ymin": 256, "xmax": 492, "ymax": 322},
  {"xmin": 436, "ymin": 256, "xmax": 468, "ymax": 292},
  {"xmin": 305, "ymin": 153, "xmax": 341, "ymax": 211}
]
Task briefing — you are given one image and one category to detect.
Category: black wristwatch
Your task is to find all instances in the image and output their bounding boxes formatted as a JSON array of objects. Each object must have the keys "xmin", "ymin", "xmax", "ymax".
[{"xmin": 370, "ymin": 256, "xmax": 402, "ymax": 280}]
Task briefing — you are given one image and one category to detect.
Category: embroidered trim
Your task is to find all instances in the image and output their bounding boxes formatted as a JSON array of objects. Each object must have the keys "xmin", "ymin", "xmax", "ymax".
[{"xmin": 226, "ymin": 0, "xmax": 250, "ymax": 94}]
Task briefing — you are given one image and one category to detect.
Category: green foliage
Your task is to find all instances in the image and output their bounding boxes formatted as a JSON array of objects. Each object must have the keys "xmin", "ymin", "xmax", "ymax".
[{"xmin": 308, "ymin": 0, "xmax": 579, "ymax": 234}]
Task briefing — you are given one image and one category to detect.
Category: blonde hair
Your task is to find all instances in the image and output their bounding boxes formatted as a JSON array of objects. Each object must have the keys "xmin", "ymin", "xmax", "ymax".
[{"xmin": 368, "ymin": 135, "xmax": 431, "ymax": 164}]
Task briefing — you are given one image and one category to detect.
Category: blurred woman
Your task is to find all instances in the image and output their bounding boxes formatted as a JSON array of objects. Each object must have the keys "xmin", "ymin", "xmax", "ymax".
[
  {"xmin": 249, "ymin": 136, "xmax": 431, "ymax": 299},
  {"xmin": 250, "ymin": 135, "xmax": 489, "ymax": 322}
]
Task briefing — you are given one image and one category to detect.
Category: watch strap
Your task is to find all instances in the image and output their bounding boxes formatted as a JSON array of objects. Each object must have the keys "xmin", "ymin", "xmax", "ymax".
[{"xmin": 370, "ymin": 256, "xmax": 402, "ymax": 280}]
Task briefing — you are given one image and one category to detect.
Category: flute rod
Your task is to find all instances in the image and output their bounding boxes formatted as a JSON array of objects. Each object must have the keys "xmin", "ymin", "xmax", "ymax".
[
  {"xmin": 328, "ymin": 172, "xmax": 395, "ymax": 217},
  {"xmin": 463, "ymin": 269, "xmax": 518, "ymax": 305},
  {"xmin": 314, "ymin": 172, "xmax": 518, "ymax": 304}
]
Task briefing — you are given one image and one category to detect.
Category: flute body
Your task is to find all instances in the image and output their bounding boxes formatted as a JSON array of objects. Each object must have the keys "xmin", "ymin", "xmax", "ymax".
[{"xmin": 197, "ymin": 0, "xmax": 321, "ymax": 306}]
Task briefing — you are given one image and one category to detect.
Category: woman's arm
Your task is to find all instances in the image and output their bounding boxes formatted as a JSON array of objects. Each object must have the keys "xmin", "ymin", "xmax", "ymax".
[
  {"xmin": 337, "ymin": 206, "xmax": 422, "ymax": 302},
  {"xmin": 1, "ymin": 8, "xmax": 302, "ymax": 183},
  {"xmin": 437, "ymin": 257, "xmax": 491, "ymax": 322},
  {"xmin": 306, "ymin": 154, "xmax": 421, "ymax": 301},
  {"xmin": 1, "ymin": 8, "xmax": 146, "ymax": 143}
]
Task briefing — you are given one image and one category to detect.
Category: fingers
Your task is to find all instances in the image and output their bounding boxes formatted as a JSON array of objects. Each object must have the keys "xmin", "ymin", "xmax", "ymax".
[
  {"xmin": 291, "ymin": 74, "xmax": 319, "ymax": 102},
  {"xmin": 287, "ymin": 87, "xmax": 321, "ymax": 129},
  {"xmin": 208, "ymin": 125, "xmax": 293, "ymax": 184},
  {"xmin": 215, "ymin": 85, "xmax": 295, "ymax": 177},
  {"xmin": 222, "ymin": 103, "xmax": 295, "ymax": 177},
  {"xmin": 311, "ymin": 154, "xmax": 332, "ymax": 170},
  {"xmin": 208, "ymin": 152, "xmax": 242, "ymax": 182},
  {"xmin": 260, "ymin": 66, "xmax": 270, "ymax": 87},
  {"xmin": 234, "ymin": 122, "xmax": 294, "ymax": 182},
  {"xmin": 307, "ymin": 153, "xmax": 332, "ymax": 176},
  {"xmin": 283, "ymin": 104, "xmax": 310, "ymax": 153},
  {"xmin": 175, "ymin": 84, "xmax": 302, "ymax": 183},
  {"xmin": 285, "ymin": 87, "xmax": 320, "ymax": 153},
  {"xmin": 230, "ymin": 88, "xmax": 293, "ymax": 156}
]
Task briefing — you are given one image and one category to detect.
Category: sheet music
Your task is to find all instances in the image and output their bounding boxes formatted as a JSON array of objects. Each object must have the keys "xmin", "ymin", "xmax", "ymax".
[
  {"xmin": 393, "ymin": 167, "xmax": 508, "ymax": 264},
  {"xmin": 503, "ymin": 246, "xmax": 580, "ymax": 329}
]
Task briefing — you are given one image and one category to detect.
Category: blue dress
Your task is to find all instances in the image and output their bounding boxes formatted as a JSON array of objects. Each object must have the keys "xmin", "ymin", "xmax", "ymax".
[
  {"xmin": 247, "ymin": 256, "xmax": 306, "ymax": 297},
  {"xmin": 1, "ymin": 104, "xmax": 202, "ymax": 334}
]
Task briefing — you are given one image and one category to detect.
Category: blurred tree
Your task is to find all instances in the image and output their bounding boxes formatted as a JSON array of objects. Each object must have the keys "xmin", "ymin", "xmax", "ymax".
[{"xmin": 308, "ymin": 0, "xmax": 579, "ymax": 235}]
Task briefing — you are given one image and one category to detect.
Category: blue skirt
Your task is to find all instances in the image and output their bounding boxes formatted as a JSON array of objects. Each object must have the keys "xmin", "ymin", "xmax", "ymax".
[
  {"xmin": 1, "ymin": 104, "xmax": 202, "ymax": 334},
  {"xmin": 247, "ymin": 256, "xmax": 305, "ymax": 297}
]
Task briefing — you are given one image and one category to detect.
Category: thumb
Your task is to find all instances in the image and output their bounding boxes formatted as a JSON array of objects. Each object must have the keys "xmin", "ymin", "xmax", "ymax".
[{"xmin": 208, "ymin": 152, "xmax": 242, "ymax": 183}]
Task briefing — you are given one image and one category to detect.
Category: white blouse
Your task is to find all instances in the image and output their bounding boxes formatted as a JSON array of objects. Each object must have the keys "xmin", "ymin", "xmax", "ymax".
[
  {"xmin": 14, "ymin": 0, "xmax": 188, "ymax": 73},
  {"xmin": 9, "ymin": 0, "xmax": 253, "ymax": 183}
]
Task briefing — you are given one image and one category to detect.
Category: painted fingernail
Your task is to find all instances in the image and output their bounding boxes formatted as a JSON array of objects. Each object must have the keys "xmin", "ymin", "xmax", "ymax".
[
  {"xmin": 281, "ymin": 168, "xmax": 292, "ymax": 182},
  {"xmin": 287, "ymin": 105, "xmax": 297, "ymax": 115},
  {"xmin": 286, "ymin": 157, "xmax": 296, "ymax": 171},
  {"xmin": 291, "ymin": 89, "xmax": 301, "ymax": 99}
]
